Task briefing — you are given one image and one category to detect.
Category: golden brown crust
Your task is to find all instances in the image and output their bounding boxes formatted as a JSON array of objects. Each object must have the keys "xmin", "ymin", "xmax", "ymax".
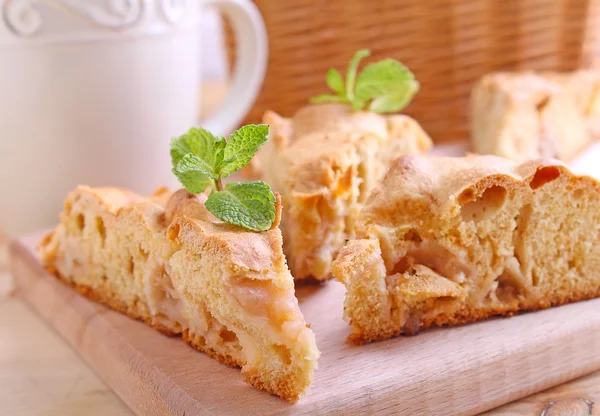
[
  {"xmin": 350, "ymin": 286, "xmax": 600, "ymax": 344},
  {"xmin": 244, "ymin": 367, "xmax": 307, "ymax": 403},
  {"xmin": 38, "ymin": 185, "xmax": 319, "ymax": 401},
  {"xmin": 254, "ymin": 103, "xmax": 433, "ymax": 280},
  {"xmin": 182, "ymin": 329, "xmax": 242, "ymax": 368},
  {"xmin": 334, "ymin": 155, "xmax": 600, "ymax": 343}
]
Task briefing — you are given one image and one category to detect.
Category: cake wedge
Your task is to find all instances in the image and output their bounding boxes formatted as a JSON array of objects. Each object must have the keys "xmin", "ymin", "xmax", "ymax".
[
  {"xmin": 247, "ymin": 50, "xmax": 432, "ymax": 281},
  {"xmin": 250, "ymin": 103, "xmax": 431, "ymax": 281},
  {"xmin": 39, "ymin": 186, "xmax": 319, "ymax": 401},
  {"xmin": 332, "ymin": 155, "xmax": 600, "ymax": 343}
]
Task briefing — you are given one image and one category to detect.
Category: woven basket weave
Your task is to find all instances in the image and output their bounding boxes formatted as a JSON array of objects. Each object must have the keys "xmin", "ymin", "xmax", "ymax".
[{"xmin": 225, "ymin": 0, "xmax": 600, "ymax": 142}]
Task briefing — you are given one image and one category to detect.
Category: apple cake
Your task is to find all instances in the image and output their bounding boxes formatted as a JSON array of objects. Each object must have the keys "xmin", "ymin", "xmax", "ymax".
[
  {"xmin": 555, "ymin": 70, "xmax": 600, "ymax": 138},
  {"xmin": 249, "ymin": 103, "xmax": 432, "ymax": 280},
  {"xmin": 332, "ymin": 154, "xmax": 600, "ymax": 343},
  {"xmin": 471, "ymin": 71, "xmax": 600, "ymax": 162},
  {"xmin": 38, "ymin": 186, "xmax": 319, "ymax": 401}
]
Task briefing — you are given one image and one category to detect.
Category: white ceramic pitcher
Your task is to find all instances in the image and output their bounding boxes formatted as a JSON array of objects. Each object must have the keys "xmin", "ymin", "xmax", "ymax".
[{"xmin": 0, "ymin": 0, "xmax": 267, "ymax": 234}]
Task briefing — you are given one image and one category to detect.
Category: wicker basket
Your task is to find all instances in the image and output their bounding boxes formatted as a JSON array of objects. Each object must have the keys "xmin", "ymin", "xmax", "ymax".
[{"xmin": 225, "ymin": 0, "xmax": 599, "ymax": 142}]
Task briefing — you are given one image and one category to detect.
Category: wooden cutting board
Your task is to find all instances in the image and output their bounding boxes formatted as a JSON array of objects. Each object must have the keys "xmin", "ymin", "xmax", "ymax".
[{"xmin": 10, "ymin": 232, "xmax": 600, "ymax": 416}]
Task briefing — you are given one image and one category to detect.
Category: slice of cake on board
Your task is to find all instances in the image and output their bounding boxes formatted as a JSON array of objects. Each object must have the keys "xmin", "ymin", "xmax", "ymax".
[
  {"xmin": 332, "ymin": 155, "xmax": 600, "ymax": 343},
  {"xmin": 39, "ymin": 186, "xmax": 319, "ymax": 401}
]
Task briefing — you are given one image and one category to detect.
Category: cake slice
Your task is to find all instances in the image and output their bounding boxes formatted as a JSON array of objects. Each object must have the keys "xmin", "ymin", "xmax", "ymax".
[
  {"xmin": 39, "ymin": 186, "xmax": 319, "ymax": 401},
  {"xmin": 249, "ymin": 103, "xmax": 432, "ymax": 280},
  {"xmin": 332, "ymin": 155, "xmax": 600, "ymax": 343},
  {"xmin": 471, "ymin": 71, "xmax": 595, "ymax": 162}
]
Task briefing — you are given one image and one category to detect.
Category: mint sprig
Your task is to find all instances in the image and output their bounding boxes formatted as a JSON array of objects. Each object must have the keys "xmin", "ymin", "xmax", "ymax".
[
  {"xmin": 310, "ymin": 49, "xmax": 419, "ymax": 114},
  {"xmin": 204, "ymin": 181, "xmax": 276, "ymax": 232},
  {"xmin": 170, "ymin": 125, "xmax": 275, "ymax": 232}
]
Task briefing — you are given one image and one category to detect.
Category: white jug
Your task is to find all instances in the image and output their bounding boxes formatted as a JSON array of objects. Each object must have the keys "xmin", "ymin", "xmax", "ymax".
[{"xmin": 0, "ymin": 0, "xmax": 267, "ymax": 234}]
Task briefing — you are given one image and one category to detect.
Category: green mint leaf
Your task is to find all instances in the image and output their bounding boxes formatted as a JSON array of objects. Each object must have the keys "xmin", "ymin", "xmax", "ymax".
[
  {"xmin": 219, "ymin": 124, "xmax": 269, "ymax": 178},
  {"xmin": 309, "ymin": 50, "xmax": 419, "ymax": 113},
  {"xmin": 354, "ymin": 58, "xmax": 417, "ymax": 113},
  {"xmin": 205, "ymin": 181, "xmax": 276, "ymax": 231},
  {"xmin": 310, "ymin": 94, "xmax": 348, "ymax": 104},
  {"xmin": 326, "ymin": 68, "xmax": 345, "ymax": 95},
  {"xmin": 170, "ymin": 127, "xmax": 225, "ymax": 173},
  {"xmin": 345, "ymin": 49, "xmax": 370, "ymax": 101},
  {"xmin": 309, "ymin": 50, "xmax": 370, "ymax": 105},
  {"xmin": 173, "ymin": 154, "xmax": 214, "ymax": 193},
  {"xmin": 212, "ymin": 137, "xmax": 227, "ymax": 170},
  {"xmin": 368, "ymin": 80, "xmax": 420, "ymax": 113},
  {"xmin": 169, "ymin": 124, "xmax": 278, "ymax": 232},
  {"xmin": 177, "ymin": 153, "xmax": 216, "ymax": 178}
]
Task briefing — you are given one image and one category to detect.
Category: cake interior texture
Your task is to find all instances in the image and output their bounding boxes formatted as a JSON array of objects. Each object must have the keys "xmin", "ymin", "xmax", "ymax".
[
  {"xmin": 38, "ymin": 186, "xmax": 319, "ymax": 401},
  {"xmin": 251, "ymin": 103, "xmax": 432, "ymax": 281},
  {"xmin": 332, "ymin": 155, "xmax": 600, "ymax": 343}
]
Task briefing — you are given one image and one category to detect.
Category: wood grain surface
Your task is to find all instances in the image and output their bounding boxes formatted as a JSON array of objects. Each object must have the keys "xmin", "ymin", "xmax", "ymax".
[
  {"xmin": 0, "ymin": 297, "xmax": 132, "ymax": 416},
  {"xmin": 10, "ymin": 233, "xmax": 600, "ymax": 416},
  {"xmin": 490, "ymin": 374, "xmax": 600, "ymax": 415}
]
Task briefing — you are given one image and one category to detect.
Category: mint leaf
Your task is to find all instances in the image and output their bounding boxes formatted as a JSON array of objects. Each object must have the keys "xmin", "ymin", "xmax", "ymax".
[
  {"xmin": 355, "ymin": 59, "xmax": 415, "ymax": 98},
  {"xmin": 173, "ymin": 154, "xmax": 214, "ymax": 193},
  {"xmin": 345, "ymin": 49, "xmax": 370, "ymax": 101},
  {"xmin": 205, "ymin": 181, "xmax": 276, "ymax": 232},
  {"xmin": 326, "ymin": 68, "xmax": 345, "ymax": 95},
  {"xmin": 177, "ymin": 153, "xmax": 215, "ymax": 178},
  {"xmin": 310, "ymin": 94, "xmax": 347, "ymax": 104},
  {"xmin": 219, "ymin": 125, "xmax": 269, "ymax": 178},
  {"xmin": 355, "ymin": 59, "xmax": 417, "ymax": 112},
  {"xmin": 170, "ymin": 127, "xmax": 226, "ymax": 173},
  {"xmin": 368, "ymin": 80, "xmax": 419, "ymax": 113},
  {"xmin": 309, "ymin": 49, "xmax": 419, "ymax": 113},
  {"xmin": 170, "ymin": 124, "xmax": 277, "ymax": 232}
]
